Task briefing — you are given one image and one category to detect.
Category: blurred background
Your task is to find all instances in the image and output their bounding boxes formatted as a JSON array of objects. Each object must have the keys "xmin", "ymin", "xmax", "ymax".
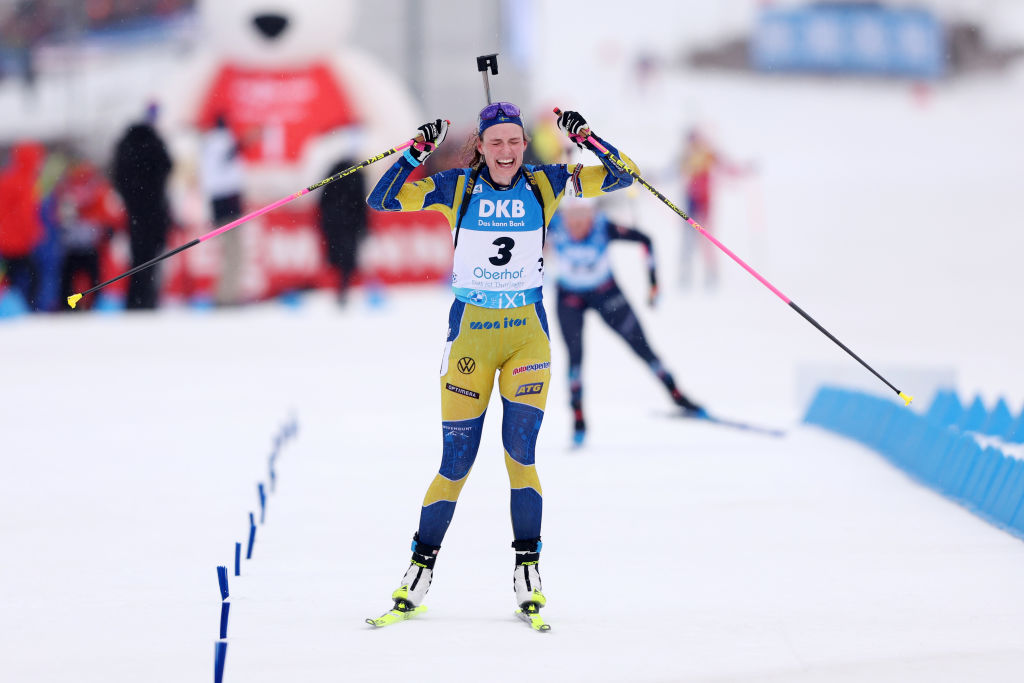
[
  {"xmin": 0, "ymin": 0, "xmax": 1022, "ymax": 397},
  {"xmin": 4, "ymin": 4, "xmax": 1024, "ymax": 680}
]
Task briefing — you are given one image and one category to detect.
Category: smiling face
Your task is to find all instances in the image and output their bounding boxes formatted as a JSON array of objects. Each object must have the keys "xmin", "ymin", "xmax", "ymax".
[{"xmin": 477, "ymin": 122, "xmax": 527, "ymax": 186}]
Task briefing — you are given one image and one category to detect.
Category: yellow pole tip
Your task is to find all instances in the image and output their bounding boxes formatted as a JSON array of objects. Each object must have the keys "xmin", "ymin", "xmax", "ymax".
[
  {"xmin": 67, "ymin": 293, "xmax": 82, "ymax": 309},
  {"xmin": 899, "ymin": 392, "xmax": 913, "ymax": 406}
]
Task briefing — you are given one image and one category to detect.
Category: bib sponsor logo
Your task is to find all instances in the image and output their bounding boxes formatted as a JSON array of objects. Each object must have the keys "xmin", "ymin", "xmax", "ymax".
[
  {"xmin": 473, "ymin": 266, "xmax": 524, "ymax": 281},
  {"xmin": 479, "ymin": 199, "xmax": 526, "ymax": 218},
  {"xmin": 511, "ymin": 362, "xmax": 551, "ymax": 376},
  {"xmin": 457, "ymin": 357, "xmax": 476, "ymax": 374},
  {"xmin": 515, "ymin": 382, "xmax": 544, "ymax": 397},
  {"xmin": 445, "ymin": 383, "xmax": 480, "ymax": 399},
  {"xmin": 470, "ymin": 317, "xmax": 527, "ymax": 330},
  {"xmin": 466, "ymin": 290, "xmax": 487, "ymax": 305},
  {"xmin": 499, "ymin": 292, "xmax": 526, "ymax": 308}
]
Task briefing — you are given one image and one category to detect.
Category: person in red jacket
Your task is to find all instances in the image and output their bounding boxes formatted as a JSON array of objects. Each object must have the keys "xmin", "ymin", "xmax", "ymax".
[
  {"xmin": 679, "ymin": 129, "xmax": 750, "ymax": 290},
  {"xmin": 53, "ymin": 161, "xmax": 126, "ymax": 310},
  {"xmin": 0, "ymin": 141, "xmax": 47, "ymax": 309}
]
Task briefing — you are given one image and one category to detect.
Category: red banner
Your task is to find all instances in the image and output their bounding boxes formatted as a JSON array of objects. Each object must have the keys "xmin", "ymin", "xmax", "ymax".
[
  {"xmin": 155, "ymin": 207, "xmax": 453, "ymax": 302},
  {"xmin": 196, "ymin": 62, "xmax": 358, "ymax": 164}
]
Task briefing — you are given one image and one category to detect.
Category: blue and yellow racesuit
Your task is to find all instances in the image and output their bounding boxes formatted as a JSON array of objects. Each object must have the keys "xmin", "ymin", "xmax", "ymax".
[{"xmin": 366, "ymin": 133, "xmax": 637, "ymax": 601}]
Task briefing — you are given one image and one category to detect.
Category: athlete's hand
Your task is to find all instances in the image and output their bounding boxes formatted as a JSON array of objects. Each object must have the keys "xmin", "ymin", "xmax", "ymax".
[
  {"xmin": 409, "ymin": 119, "xmax": 449, "ymax": 164},
  {"xmin": 557, "ymin": 110, "xmax": 593, "ymax": 150}
]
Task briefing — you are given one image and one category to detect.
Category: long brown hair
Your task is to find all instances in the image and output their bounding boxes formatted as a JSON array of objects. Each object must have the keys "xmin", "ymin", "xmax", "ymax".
[{"xmin": 461, "ymin": 132, "xmax": 484, "ymax": 169}]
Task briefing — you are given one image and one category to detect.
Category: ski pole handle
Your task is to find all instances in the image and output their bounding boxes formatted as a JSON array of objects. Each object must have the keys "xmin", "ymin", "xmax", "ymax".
[{"xmin": 552, "ymin": 107, "xmax": 594, "ymax": 147}]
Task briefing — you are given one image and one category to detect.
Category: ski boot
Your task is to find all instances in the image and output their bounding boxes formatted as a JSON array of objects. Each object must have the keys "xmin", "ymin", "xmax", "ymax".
[
  {"xmin": 366, "ymin": 533, "xmax": 439, "ymax": 628},
  {"xmin": 512, "ymin": 537, "xmax": 550, "ymax": 631},
  {"xmin": 670, "ymin": 387, "xmax": 706, "ymax": 417},
  {"xmin": 572, "ymin": 409, "xmax": 586, "ymax": 447}
]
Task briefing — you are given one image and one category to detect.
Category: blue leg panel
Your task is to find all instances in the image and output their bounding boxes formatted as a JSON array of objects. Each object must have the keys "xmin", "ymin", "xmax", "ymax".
[{"xmin": 511, "ymin": 487, "xmax": 543, "ymax": 540}]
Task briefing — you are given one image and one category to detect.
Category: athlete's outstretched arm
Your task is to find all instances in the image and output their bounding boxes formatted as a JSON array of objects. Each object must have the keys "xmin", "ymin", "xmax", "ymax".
[
  {"xmin": 366, "ymin": 119, "xmax": 465, "ymax": 226},
  {"xmin": 609, "ymin": 222, "xmax": 659, "ymax": 305},
  {"xmin": 366, "ymin": 158, "xmax": 465, "ymax": 226}
]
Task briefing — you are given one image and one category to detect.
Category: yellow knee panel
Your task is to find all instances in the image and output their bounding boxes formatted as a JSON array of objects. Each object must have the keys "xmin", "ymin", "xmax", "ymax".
[
  {"xmin": 505, "ymin": 453, "xmax": 542, "ymax": 495},
  {"xmin": 422, "ymin": 472, "xmax": 471, "ymax": 506}
]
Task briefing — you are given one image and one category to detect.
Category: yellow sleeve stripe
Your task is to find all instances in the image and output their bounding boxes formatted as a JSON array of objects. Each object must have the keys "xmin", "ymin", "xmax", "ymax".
[
  {"xmin": 395, "ymin": 177, "xmax": 433, "ymax": 211},
  {"xmin": 395, "ymin": 174, "xmax": 462, "ymax": 229},
  {"xmin": 579, "ymin": 151, "xmax": 641, "ymax": 198},
  {"xmin": 531, "ymin": 170, "xmax": 561, "ymax": 228},
  {"xmin": 439, "ymin": 173, "xmax": 465, "ymax": 229}
]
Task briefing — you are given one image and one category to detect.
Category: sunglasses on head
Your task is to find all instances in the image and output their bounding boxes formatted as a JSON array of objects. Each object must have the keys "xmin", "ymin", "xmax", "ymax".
[{"xmin": 479, "ymin": 102, "xmax": 521, "ymax": 121}]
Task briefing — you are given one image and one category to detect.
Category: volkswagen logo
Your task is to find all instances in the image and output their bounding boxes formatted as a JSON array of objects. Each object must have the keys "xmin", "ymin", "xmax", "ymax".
[{"xmin": 457, "ymin": 357, "xmax": 476, "ymax": 374}]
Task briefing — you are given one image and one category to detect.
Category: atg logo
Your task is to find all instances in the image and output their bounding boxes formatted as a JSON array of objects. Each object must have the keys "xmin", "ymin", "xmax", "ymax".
[
  {"xmin": 479, "ymin": 199, "xmax": 525, "ymax": 218},
  {"xmin": 515, "ymin": 382, "xmax": 544, "ymax": 397}
]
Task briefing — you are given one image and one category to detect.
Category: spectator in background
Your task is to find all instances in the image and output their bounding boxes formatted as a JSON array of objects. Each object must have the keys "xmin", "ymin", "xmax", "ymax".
[
  {"xmin": 317, "ymin": 158, "xmax": 366, "ymax": 305},
  {"xmin": 200, "ymin": 113, "xmax": 246, "ymax": 306},
  {"xmin": 0, "ymin": 140, "xmax": 46, "ymax": 310},
  {"xmin": 523, "ymin": 110, "xmax": 566, "ymax": 166},
  {"xmin": 112, "ymin": 101, "xmax": 173, "ymax": 309},
  {"xmin": 679, "ymin": 128, "xmax": 750, "ymax": 290},
  {"xmin": 53, "ymin": 161, "xmax": 125, "ymax": 311}
]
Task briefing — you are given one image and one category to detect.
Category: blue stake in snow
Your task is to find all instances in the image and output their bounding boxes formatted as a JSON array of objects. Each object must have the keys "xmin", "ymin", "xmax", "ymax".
[
  {"xmin": 269, "ymin": 460, "xmax": 276, "ymax": 493},
  {"xmin": 217, "ymin": 566, "xmax": 229, "ymax": 601},
  {"xmin": 258, "ymin": 483, "xmax": 266, "ymax": 524},
  {"xmin": 219, "ymin": 601, "xmax": 230, "ymax": 639},
  {"xmin": 246, "ymin": 512, "xmax": 256, "ymax": 560},
  {"xmin": 214, "ymin": 641, "xmax": 228, "ymax": 683},
  {"xmin": 234, "ymin": 542, "xmax": 241, "ymax": 577}
]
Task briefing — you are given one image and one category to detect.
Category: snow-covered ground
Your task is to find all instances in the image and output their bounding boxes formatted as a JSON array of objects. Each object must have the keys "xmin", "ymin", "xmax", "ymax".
[
  {"xmin": 3, "ymin": 64, "xmax": 1024, "ymax": 681},
  {"xmin": 3, "ymin": 288, "xmax": 1024, "ymax": 683}
]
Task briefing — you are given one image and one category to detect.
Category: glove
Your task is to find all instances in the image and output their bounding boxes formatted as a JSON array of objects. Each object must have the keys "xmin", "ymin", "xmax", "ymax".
[
  {"xmin": 408, "ymin": 119, "xmax": 449, "ymax": 165},
  {"xmin": 556, "ymin": 110, "xmax": 593, "ymax": 150}
]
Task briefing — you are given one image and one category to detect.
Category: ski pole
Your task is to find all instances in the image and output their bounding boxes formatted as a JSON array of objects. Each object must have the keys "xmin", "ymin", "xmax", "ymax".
[
  {"xmin": 553, "ymin": 107, "xmax": 913, "ymax": 406},
  {"xmin": 66, "ymin": 133, "xmax": 435, "ymax": 309}
]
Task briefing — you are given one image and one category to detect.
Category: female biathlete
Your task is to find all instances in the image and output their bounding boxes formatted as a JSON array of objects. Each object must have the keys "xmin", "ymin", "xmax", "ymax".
[
  {"xmin": 548, "ymin": 197, "xmax": 704, "ymax": 447},
  {"xmin": 365, "ymin": 105, "xmax": 637, "ymax": 628}
]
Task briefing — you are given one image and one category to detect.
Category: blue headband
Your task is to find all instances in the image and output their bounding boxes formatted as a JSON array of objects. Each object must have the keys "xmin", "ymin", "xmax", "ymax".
[
  {"xmin": 479, "ymin": 114, "xmax": 524, "ymax": 134},
  {"xmin": 478, "ymin": 102, "xmax": 526, "ymax": 135}
]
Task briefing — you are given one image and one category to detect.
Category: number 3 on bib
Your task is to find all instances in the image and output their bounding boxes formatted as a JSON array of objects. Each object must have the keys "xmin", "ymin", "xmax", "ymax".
[{"xmin": 489, "ymin": 237, "xmax": 515, "ymax": 266}]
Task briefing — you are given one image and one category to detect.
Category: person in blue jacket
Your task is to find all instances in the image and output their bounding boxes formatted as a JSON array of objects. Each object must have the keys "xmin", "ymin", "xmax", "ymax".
[{"xmin": 549, "ymin": 195, "xmax": 704, "ymax": 446}]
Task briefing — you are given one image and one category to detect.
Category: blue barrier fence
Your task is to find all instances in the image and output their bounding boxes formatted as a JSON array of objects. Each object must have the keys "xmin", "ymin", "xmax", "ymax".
[
  {"xmin": 804, "ymin": 387, "xmax": 1024, "ymax": 539},
  {"xmin": 212, "ymin": 416, "xmax": 298, "ymax": 683}
]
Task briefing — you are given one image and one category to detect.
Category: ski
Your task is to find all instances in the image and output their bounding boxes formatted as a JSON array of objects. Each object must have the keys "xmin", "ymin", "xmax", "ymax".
[
  {"xmin": 666, "ymin": 410, "xmax": 787, "ymax": 438},
  {"xmin": 366, "ymin": 601, "xmax": 427, "ymax": 628},
  {"xmin": 515, "ymin": 604, "xmax": 551, "ymax": 632}
]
